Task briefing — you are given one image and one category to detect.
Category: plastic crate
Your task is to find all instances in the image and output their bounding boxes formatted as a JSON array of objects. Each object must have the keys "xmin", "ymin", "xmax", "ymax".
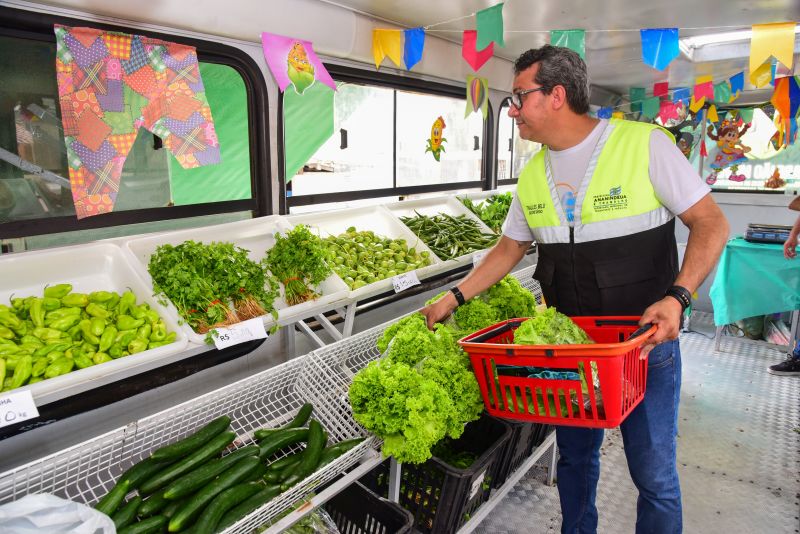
[
  {"xmin": 361, "ymin": 413, "xmax": 511, "ymax": 534},
  {"xmin": 459, "ymin": 317, "xmax": 655, "ymax": 428},
  {"xmin": 324, "ymin": 482, "xmax": 414, "ymax": 534},
  {"xmin": 490, "ymin": 419, "xmax": 552, "ymax": 489}
]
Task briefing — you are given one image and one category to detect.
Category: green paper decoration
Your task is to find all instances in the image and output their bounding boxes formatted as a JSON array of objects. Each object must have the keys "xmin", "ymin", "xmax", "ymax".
[
  {"xmin": 630, "ymin": 87, "xmax": 645, "ymax": 112},
  {"xmin": 738, "ymin": 108, "xmax": 754, "ymax": 123},
  {"xmin": 476, "ymin": 3, "xmax": 505, "ymax": 49},
  {"xmin": 642, "ymin": 96, "xmax": 660, "ymax": 119},
  {"xmin": 283, "ymin": 83, "xmax": 334, "ymax": 183},
  {"xmin": 713, "ymin": 81, "xmax": 731, "ymax": 103},
  {"xmin": 550, "ymin": 29, "xmax": 586, "ymax": 60}
]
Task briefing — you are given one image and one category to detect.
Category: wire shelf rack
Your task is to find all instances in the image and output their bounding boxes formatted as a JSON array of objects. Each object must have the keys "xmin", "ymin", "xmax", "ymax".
[
  {"xmin": 0, "ymin": 265, "xmax": 541, "ymax": 532},
  {"xmin": 0, "ymin": 352, "xmax": 374, "ymax": 533}
]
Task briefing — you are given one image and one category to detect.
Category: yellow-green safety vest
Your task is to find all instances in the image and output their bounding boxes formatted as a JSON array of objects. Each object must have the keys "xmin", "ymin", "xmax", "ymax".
[{"xmin": 516, "ymin": 119, "xmax": 675, "ymax": 244}]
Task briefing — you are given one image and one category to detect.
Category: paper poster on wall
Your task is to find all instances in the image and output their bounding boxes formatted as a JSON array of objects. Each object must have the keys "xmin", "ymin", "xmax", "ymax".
[
  {"xmin": 425, "ymin": 116, "xmax": 447, "ymax": 161},
  {"xmin": 705, "ymin": 119, "xmax": 751, "ymax": 185},
  {"xmin": 53, "ymin": 25, "xmax": 220, "ymax": 219},
  {"xmin": 465, "ymin": 75, "xmax": 488, "ymax": 119},
  {"xmin": 261, "ymin": 32, "xmax": 336, "ymax": 94}
]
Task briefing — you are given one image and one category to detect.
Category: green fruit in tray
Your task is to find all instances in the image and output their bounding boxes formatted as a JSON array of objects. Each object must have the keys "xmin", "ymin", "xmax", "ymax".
[{"xmin": 323, "ymin": 229, "xmax": 432, "ymax": 290}]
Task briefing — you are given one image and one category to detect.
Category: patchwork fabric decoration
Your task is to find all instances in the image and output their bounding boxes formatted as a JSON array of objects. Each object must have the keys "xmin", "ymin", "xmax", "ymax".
[{"xmin": 54, "ymin": 25, "xmax": 220, "ymax": 218}]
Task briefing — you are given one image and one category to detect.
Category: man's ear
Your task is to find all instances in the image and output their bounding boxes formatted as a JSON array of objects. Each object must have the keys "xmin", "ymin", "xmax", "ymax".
[{"xmin": 550, "ymin": 85, "xmax": 567, "ymax": 110}]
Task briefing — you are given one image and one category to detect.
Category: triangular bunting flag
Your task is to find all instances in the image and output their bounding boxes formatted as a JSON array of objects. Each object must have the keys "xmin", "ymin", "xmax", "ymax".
[
  {"xmin": 694, "ymin": 80, "xmax": 714, "ymax": 101},
  {"xmin": 550, "ymin": 29, "xmax": 586, "ymax": 59},
  {"xmin": 465, "ymin": 75, "xmax": 489, "ymax": 119},
  {"xmin": 597, "ymin": 107, "xmax": 613, "ymax": 119},
  {"xmin": 700, "ymin": 139, "xmax": 707, "ymax": 157},
  {"xmin": 749, "ymin": 22, "xmax": 795, "ymax": 77},
  {"xmin": 462, "ymin": 30, "xmax": 494, "ymax": 71},
  {"xmin": 689, "ymin": 95, "xmax": 705, "ymax": 113},
  {"xmin": 653, "ymin": 82, "xmax": 669, "ymax": 97},
  {"xmin": 261, "ymin": 33, "xmax": 336, "ymax": 94},
  {"xmin": 476, "ymin": 3, "xmax": 505, "ymax": 49},
  {"xmin": 658, "ymin": 100, "xmax": 679, "ymax": 122},
  {"xmin": 403, "ymin": 27, "xmax": 425, "ymax": 70},
  {"xmin": 642, "ymin": 96, "xmax": 660, "ymax": 118},
  {"xmin": 750, "ymin": 60, "xmax": 774, "ymax": 88},
  {"xmin": 372, "ymin": 29, "xmax": 403, "ymax": 70},
  {"xmin": 612, "ymin": 111, "xmax": 625, "ymax": 119},
  {"xmin": 729, "ymin": 72, "xmax": 744, "ymax": 100},
  {"xmin": 713, "ymin": 81, "xmax": 731, "ymax": 103},
  {"xmin": 672, "ymin": 87, "xmax": 690, "ymax": 105},
  {"xmin": 640, "ymin": 28, "xmax": 680, "ymax": 70},
  {"xmin": 629, "ymin": 87, "xmax": 645, "ymax": 112},
  {"xmin": 707, "ymin": 104, "xmax": 719, "ymax": 123},
  {"xmin": 738, "ymin": 108, "xmax": 754, "ymax": 123}
]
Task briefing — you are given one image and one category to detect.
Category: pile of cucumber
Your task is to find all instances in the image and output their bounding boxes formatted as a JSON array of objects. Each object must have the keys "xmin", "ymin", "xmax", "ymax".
[{"xmin": 95, "ymin": 404, "xmax": 364, "ymax": 534}]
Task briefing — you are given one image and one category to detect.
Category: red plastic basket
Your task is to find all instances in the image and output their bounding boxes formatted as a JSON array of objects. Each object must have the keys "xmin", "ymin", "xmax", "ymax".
[{"xmin": 458, "ymin": 317, "xmax": 655, "ymax": 428}]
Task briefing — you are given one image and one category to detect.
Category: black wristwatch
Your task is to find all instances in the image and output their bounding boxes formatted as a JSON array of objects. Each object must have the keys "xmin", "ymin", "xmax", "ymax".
[
  {"xmin": 665, "ymin": 285, "xmax": 691, "ymax": 311},
  {"xmin": 450, "ymin": 286, "xmax": 466, "ymax": 307}
]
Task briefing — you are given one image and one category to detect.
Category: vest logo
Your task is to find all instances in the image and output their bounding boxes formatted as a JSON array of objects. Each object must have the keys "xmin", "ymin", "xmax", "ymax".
[
  {"xmin": 525, "ymin": 202, "xmax": 547, "ymax": 215},
  {"xmin": 592, "ymin": 185, "xmax": 628, "ymax": 213}
]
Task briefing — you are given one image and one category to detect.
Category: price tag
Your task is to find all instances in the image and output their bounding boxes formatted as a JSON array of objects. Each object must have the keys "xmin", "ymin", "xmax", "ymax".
[
  {"xmin": 213, "ymin": 318, "xmax": 269, "ymax": 350},
  {"xmin": 0, "ymin": 390, "xmax": 39, "ymax": 429},
  {"xmin": 392, "ymin": 271, "xmax": 421, "ymax": 293},
  {"xmin": 472, "ymin": 249, "xmax": 489, "ymax": 267}
]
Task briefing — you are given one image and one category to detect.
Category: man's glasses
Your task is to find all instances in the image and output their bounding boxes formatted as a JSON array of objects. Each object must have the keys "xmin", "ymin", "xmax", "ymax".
[{"xmin": 510, "ymin": 87, "xmax": 546, "ymax": 109}]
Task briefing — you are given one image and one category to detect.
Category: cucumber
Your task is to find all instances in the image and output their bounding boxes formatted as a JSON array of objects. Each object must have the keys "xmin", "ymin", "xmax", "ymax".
[
  {"xmin": 118, "ymin": 514, "xmax": 167, "ymax": 534},
  {"xmin": 163, "ymin": 444, "xmax": 259, "ymax": 499},
  {"xmin": 257, "ymin": 428, "xmax": 309, "ymax": 459},
  {"xmin": 139, "ymin": 431, "xmax": 236, "ymax": 494},
  {"xmin": 318, "ymin": 438, "xmax": 365, "ymax": 468},
  {"xmin": 280, "ymin": 420, "xmax": 327, "ymax": 491},
  {"xmin": 151, "ymin": 416, "xmax": 231, "ymax": 462},
  {"xmin": 162, "ymin": 496, "xmax": 188, "ymax": 519},
  {"xmin": 168, "ymin": 455, "xmax": 261, "ymax": 532},
  {"xmin": 192, "ymin": 482, "xmax": 263, "ymax": 534},
  {"xmin": 95, "ymin": 479, "xmax": 130, "ymax": 516},
  {"xmin": 253, "ymin": 403, "xmax": 313, "ymax": 440},
  {"xmin": 138, "ymin": 491, "xmax": 169, "ymax": 517},
  {"xmin": 118, "ymin": 456, "xmax": 174, "ymax": 489},
  {"xmin": 264, "ymin": 451, "xmax": 303, "ymax": 472},
  {"xmin": 264, "ymin": 456, "xmax": 303, "ymax": 484},
  {"xmin": 111, "ymin": 496, "xmax": 141, "ymax": 529},
  {"xmin": 216, "ymin": 484, "xmax": 283, "ymax": 532},
  {"xmin": 243, "ymin": 462, "xmax": 268, "ymax": 483}
]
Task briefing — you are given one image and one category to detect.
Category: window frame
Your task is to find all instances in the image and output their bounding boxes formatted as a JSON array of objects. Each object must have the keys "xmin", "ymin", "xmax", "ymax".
[
  {"xmin": 0, "ymin": 6, "xmax": 271, "ymax": 239},
  {"xmin": 279, "ymin": 64, "xmax": 493, "ymax": 213},
  {"xmin": 495, "ymin": 96, "xmax": 518, "ymax": 187}
]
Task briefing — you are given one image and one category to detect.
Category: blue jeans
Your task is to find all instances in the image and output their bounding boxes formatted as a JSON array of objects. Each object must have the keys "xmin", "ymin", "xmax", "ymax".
[{"xmin": 555, "ymin": 339, "xmax": 682, "ymax": 534}]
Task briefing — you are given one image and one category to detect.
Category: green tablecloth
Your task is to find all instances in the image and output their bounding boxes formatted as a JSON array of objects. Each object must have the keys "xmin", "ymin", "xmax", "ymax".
[{"xmin": 710, "ymin": 237, "xmax": 800, "ymax": 326}]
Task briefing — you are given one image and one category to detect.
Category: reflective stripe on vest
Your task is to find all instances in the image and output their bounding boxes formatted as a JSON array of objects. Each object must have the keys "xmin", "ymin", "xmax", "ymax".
[{"xmin": 517, "ymin": 119, "xmax": 674, "ymax": 244}]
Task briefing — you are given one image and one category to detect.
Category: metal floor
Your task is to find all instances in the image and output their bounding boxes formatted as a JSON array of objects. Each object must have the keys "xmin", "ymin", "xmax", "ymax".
[{"xmin": 474, "ymin": 313, "xmax": 800, "ymax": 534}]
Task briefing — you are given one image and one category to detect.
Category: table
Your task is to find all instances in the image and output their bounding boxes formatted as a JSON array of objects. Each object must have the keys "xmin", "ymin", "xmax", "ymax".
[{"xmin": 709, "ymin": 237, "xmax": 800, "ymax": 355}]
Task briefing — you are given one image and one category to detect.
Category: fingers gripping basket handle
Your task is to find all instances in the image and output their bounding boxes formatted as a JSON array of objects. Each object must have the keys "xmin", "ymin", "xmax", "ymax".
[{"xmin": 627, "ymin": 323, "xmax": 655, "ymax": 341}]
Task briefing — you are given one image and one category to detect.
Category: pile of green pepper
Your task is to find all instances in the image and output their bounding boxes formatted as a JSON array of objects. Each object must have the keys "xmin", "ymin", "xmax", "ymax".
[
  {"xmin": 0, "ymin": 283, "xmax": 176, "ymax": 393},
  {"xmin": 399, "ymin": 212, "xmax": 498, "ymax": 261}
]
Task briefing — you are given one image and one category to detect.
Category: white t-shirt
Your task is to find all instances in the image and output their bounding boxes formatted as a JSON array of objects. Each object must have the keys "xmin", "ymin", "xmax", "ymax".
[{"xmin": 503, "ymin": 119, "xmax": 710, "ymax": 241}]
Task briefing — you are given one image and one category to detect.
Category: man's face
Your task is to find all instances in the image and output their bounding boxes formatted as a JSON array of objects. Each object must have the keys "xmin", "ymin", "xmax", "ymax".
[{"xmin": 508, "ymin": 64, "xmax": 548, "ymax": 143}]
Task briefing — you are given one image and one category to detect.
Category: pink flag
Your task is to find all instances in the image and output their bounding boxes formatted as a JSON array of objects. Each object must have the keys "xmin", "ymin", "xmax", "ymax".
[
  {"xmin": 462, "ymin": 30, "xmax": 494, "ymax": 71},
  {"xmin": 653, "ymin": 82, "xmax": 669, "ymax": 97},
  {"xmin": 261, "ymin": 32, "xmax": 336, "ymax": 94}
]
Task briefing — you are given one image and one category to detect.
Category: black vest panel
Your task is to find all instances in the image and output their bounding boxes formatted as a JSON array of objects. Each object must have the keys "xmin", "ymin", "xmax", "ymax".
[{"xmin": 532, "ymin": 219, "xmax": 679, "ymax": 316}]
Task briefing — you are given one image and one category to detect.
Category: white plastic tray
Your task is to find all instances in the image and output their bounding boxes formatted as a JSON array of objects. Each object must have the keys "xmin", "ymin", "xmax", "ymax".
[
  {"xmin": 0, "ymin": 243, "xmax": 188, "ymax": 404},
  {"xmin": 287, "ymin": 205, "xmax": 445, "ymax": 301},
  {"xmin": 123, "ymin": 216, "xmax": 350, "ymax": 344},
  {"xmin": 383, "ymin": 195, "xmax": 498, "ymax": 273}
]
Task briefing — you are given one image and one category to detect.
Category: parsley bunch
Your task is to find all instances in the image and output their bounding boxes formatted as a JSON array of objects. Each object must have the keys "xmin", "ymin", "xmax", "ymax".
[
  {"xmin": 458, "ymin": 192, "xmax": 514, "ymax": 233},
  {"xmin": 263, "ymin": 224, "xmax": 332, "ymax": 306},
  {"xmin": 148, "ymin": 240, "xmax": 279, "ymax": 333}
]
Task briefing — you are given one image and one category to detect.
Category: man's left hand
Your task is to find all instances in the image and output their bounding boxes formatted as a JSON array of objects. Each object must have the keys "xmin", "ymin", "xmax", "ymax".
[{"xmin": 639, "ymin": 296, "xmax": 683, "ymax": 356}]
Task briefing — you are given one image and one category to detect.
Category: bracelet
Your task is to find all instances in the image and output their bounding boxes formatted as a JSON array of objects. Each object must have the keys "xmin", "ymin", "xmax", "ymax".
[
  {"xmin": 450, "ymin": 286, "xmax": 466, "ymax": 307},
  {"xmin": 665, "ymin": 285, "xmax": 691, "ymax": 311}
]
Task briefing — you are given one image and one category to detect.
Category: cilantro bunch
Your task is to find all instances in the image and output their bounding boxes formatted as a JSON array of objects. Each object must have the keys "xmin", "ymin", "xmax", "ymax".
[
  {"xmin": 458, "ymin": 192, "xmax": 514, "ymax": 233},
  {"xmin": 148, "ymin": 240, "xmax": 279, "ymax": 333},
  {"xmin": 263, "ymin": 224, "xmax": 332, "ymax": 306}
]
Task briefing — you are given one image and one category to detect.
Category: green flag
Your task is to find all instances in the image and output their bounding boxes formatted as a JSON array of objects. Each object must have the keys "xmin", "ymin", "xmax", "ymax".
[
  {"xmin": 738, "ymin": 108, "xmax": 754, "ymax": 123},
  {"xmin": 713, "ymin": 81, "xmax": 731, "ymax": 103},
  {"xmin": 283, "ymin": 83, "xmax": 334, "ymax": 183},
  {"xmin": 476, "ymin": 3, "xmax": 505, "ymax": 49},
  {"xmin": 642, "ymin": 96, "xmax": 660, "ymax": 119},
  {"xmin": 629, "ymin": 87, "xmax": 645, "ymax": 112},
  {"xmin": 550, "ymin": 29, "xmax": 586, "ymax": 60}
]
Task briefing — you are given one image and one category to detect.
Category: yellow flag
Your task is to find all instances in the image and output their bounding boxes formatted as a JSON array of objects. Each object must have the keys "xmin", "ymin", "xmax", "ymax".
[
  {"xmin": 749, "ymin": 61, "xmax": 773, "ymax": 88},
  {"xmin": 611, "ymin": 111, "xmax": 625, "ymax": 119},
  {"xmin": 749, "ymin": 22, "xmax": 796, "ymax": 75},
  {"xmin": 689, "ymin": 95, "xmax": 705, "ymax": 113},
  {"xmin": 707, "ymin": 104, "xmax": 719, "ymax": 123},
  {"xmin": 695, "ymin": 75, "xmax": 713, "ymax": 84},
  {"xmin": 372, "ymin": 29, "xmax": 403, "ymax": 69}
]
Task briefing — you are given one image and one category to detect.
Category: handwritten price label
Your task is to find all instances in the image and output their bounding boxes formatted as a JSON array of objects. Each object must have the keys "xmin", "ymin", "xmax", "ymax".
[
  {"xmin": 392, "ymin": 271, "xmax": 421, "ymax": 293},
  {"xmin": 472, "ymin": 249, "xmax": 489, "ymax": 267},
  {"xmin": 213, "ymin": 318, "xmax": 269, "ymax": 350},
  {"xmin": 0, "ymin": 390, "xmax": 39, "ymax": 429}
]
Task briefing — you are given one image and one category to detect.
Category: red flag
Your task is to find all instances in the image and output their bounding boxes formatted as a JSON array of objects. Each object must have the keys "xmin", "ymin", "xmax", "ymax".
[
  {"xmin": 462, "ymin": 30, "xmax": 494, "ymax": 71},
  {"xmin": 700, "ymin": 139, "xmax": 708, "ymax": 157}
]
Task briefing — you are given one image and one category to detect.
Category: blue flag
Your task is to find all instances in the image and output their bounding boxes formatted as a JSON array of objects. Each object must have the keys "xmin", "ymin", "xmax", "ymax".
[
  {"xmin": 403, "ymin": 27, "xmax": 425, "ymax": 70},
  {"xmin": 672, "ymin": 87, "xmax": 690, "ymax": 105},
  {"xmin": 729, "ymin": 72, "xmax": 744, "ymax": 96},
  {"xmin": 640, "ymin": 28, "xmax": 679, "ymax": 70},
  {"xmin": 597, "ymin": 107, "xmax": 613, "ymax": 119}
]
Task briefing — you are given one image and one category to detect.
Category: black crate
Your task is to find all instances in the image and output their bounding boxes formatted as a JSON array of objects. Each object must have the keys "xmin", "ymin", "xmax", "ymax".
[
  {"xmin": 324, "ymin": 482, "xmax": 414, "ymax": 534},
  {"xmin": 361, "ymin": 413, "xmax": 511, "ymax": 534},
  {"xmin": 491, "ymin": 421, "xmax": 554, "ymax": 489}
]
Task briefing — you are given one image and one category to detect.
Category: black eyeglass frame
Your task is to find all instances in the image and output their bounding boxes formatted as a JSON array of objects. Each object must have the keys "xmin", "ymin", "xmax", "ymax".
[{"xmin": 510, "ymin": 86, "xmax": 546, "ymax": 109}]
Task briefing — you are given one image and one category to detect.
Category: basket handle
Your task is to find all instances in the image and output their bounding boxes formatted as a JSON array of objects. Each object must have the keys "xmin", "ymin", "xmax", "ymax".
[
  {"xmin": 627, "ymin": 323, "xmax": 654, "ymax": 340},
  {"xmin": 466, "ymin": 318, "xmax": 526, "ymax": 342}
]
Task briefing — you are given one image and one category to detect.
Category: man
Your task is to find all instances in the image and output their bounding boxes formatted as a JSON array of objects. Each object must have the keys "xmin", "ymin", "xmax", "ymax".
[
  {"xmin": 422, "ymin": 45, "xmax": 729, "ymax": 533},
  {"xmin": 768, "ymin": 194, "xmax": 800, "ymax": 376}
]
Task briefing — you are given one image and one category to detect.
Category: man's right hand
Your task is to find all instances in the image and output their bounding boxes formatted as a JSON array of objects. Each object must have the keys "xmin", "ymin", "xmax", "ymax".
[{"xmin": 420, "ymin": 291, "xmax": 459, "ymax": 330}]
